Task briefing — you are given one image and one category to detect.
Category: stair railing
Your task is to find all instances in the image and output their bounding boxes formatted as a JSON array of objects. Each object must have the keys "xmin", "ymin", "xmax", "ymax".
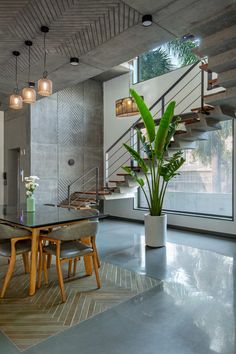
[
  {"xmin": 68, "ymin": 166, "xmax": 99, "ymax": 207},
  {"xmin": 105, "ymin": 60, "xmax": 203, "ymax": 184}
]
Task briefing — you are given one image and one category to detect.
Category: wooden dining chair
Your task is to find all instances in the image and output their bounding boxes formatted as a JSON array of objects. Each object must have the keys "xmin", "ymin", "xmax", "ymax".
[
  {"xmin": 45, "ymin": 209, "xmax": 101, "ymax": 273},
  {"xmin": 0, "ymin": 224, "xmax": 32, "ymax": 298},
  {"xmin": 37, "ymin": 221, "xmax": 101, "ymax": 302}
]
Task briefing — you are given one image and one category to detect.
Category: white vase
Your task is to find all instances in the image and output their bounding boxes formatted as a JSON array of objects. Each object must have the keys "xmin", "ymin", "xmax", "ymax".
[{"xmin": 144, "ymin": 214, "xmax": 167, "ymax": 248}]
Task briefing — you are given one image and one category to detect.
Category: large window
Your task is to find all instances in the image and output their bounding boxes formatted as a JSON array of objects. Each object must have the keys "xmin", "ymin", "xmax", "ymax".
[
  {"xmin": 139, "ymin": 120, "xmax": 233, "ymax": 218},
  {"xmin": 133, "ymin": 38, "xmax": 199, "ymax": 84}
]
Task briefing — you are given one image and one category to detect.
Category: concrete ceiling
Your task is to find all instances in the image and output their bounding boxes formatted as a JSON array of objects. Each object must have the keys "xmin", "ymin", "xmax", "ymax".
[{"xmin": 0, "ymin": 0, "xmax": 235, "ymax": 109}]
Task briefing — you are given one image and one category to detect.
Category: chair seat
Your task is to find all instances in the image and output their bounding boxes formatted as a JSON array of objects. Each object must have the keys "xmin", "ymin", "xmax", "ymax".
[
  {"xmin": 43, "ymin": 241, "xmax": 93, "ymax": 258},
  {"xmin": 0, "ymin": 240, "xmax": 31, "ymax": 257}
]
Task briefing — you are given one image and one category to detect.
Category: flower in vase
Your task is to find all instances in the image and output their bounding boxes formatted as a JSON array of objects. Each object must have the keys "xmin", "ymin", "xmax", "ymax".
[{"xmin": 25, "ymin": 176, "xmax": 40, "ymax": 197}]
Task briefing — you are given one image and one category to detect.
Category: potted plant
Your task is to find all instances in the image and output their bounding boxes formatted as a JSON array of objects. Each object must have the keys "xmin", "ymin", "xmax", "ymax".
[{"xmin": 123, "ymin": 89, "xmax": 185, "ymax": 247}]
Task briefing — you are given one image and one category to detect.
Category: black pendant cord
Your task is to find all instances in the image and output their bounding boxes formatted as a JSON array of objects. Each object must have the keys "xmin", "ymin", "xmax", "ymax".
[
  {"xmin": 43, "ymin": 32, "xmax": 47, "ymax": 78},
  {"xmin": 28, "ymin": 45, "xmax": 31, "ymax": 83},
  {"xmin": 15, "ymin": 55, "xmax": 18, "ymax": 93}
]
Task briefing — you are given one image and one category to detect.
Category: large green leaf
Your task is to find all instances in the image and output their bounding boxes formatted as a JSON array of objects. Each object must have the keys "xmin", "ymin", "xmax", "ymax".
[
  {"xmin": 123, "ymin": 143, "xmax": 149, "ymax": 173},
  {"xmin": 154, "ymin": 101, "xmax": 176, "ymax": 158},
  {"xmin": 122, "ymin": 166, "xmax": 145, "ymax": 187},
  {"xmin": 159, "ymin": 151, "xmax": 185, "ymax": 182},
  {"xmin": 135, "ymin": 128, "xmax": 153, "ymax": 159},
  {"xmin": 130, "ymin": 88, "xmax": 155, "ymax": 143},
  {"xmin": 164, "ymin": 116, "xmax": 181, "ymax": 151}
]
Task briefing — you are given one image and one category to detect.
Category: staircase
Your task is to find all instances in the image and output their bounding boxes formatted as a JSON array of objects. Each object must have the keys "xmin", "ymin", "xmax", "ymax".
[
  {"xmin": 192, "ymin": 4, "xmax": 236, "ymax": 110},
  {"xmin": 60, "ymin": 11, "xmax": 236, "ymax": 209}
]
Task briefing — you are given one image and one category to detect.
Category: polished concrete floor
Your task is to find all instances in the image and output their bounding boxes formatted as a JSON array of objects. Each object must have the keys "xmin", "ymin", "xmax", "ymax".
[{"xmin": 1, "ymin": 218, "xmax": 236, "ymax": 354}]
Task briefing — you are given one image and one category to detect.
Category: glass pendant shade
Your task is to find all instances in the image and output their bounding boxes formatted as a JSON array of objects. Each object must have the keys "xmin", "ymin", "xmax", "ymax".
[
  {"xmin": 115, "ymin": 96, "xmax": 144, "ymax": 117},
  {"xmin": 38, "ymin": 77, "xmax": 52, "ymax": 96},
  {"xmin": 22, "ymin": 86, "xmax": 36, "ymax": 103},
  {"xmin": 9, "ymin": 50, "xmax": 22, "ymax": 110},
  {"xmin": 9, "ymin": 93, "xmax": 23, "ymax": 109}
]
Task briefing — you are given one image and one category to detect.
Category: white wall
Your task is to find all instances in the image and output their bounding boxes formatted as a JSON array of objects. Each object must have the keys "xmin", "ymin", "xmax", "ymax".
[
  {"xmin": 0, "ymin": 111, "xmax": 4, "ymax": 204},
  {"xmin": 103, "ymin": 66, "xmax": 236, "ymax": 237}
]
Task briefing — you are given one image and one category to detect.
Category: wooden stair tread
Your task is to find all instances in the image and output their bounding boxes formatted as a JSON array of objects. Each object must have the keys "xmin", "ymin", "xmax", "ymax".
[
  {"xmin": 74, "ymin": 197, "xmax": 96, "ymax": 202},
  {"xmin": 60, "ymin": 204, "xmax": 91, "ymax": 210},
  {"xmin": 123, "ymin": 166, "xmax": 141, "ymax": 171},
  {"xmin": 191, "ymin": 105, "xmax": 215, "ymax": 112},
  {"xmin": 199, "ymin": 63, "xmax": 212, "ymax": 73},
  {"xmin": 208, "ymin": 78, "xmax": 218, "ymax": 85},
  {"xmin": 109, "ymin": 180, "xmax": 125, "ymax": 183},
  {"xmin": 76, "ymin": 190, "xmax": 111, "ymax": 195}
]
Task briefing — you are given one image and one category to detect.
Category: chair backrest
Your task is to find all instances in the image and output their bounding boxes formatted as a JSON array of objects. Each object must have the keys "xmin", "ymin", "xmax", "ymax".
[
  {"xmin": 89, "ymin": 208, "xmax": 99, "ymax": 221},
  {"xmin": 48, "ymin": 221, "xmax": 99, "ymax": 241},
  {"xmin": 0, "ymin": 224, "xmax": 31, "ymax": 240}
]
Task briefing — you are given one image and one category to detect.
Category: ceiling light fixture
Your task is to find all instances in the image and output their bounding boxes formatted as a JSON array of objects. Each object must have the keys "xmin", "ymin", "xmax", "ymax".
[
  {"xmin": 142, "ymin": 14, "xmax": 152, "ymax": 27},
  {"xmin": 9, "ymin": 51, "xmax": 23, "ymax": 110},
  {"xmin": 38, "ymin": 26, "xmax": 52, "ymax": 96},
  {"xmin": 22, "ymin": 40, "xmax": 36, "ymax": 104},
  {"xmin": 70, "ymin": 57, "xmax": 79, "ymax": 66},
  {"xmin": 116, "ymin": 63, "xmax": 144, "ymax": 118}
]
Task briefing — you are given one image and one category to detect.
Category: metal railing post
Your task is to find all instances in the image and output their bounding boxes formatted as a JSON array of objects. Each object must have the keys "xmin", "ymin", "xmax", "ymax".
[
  {"xmin": 105, "ymin": 152, "xmax": 109, "ymax": 187},
  {"xmin": 130, "ymin": 126, "xmax": 134, "ymax": 168},
  {"xmin": 201, "ymin": 63, "xmax": 205, "ymax": 112},
  {"xmin": 95, "ymin": 167, "xmax": 99, "ymax": 205},
  {"xmin": 161, "ymin": 97, "xmax": 165, "ymax": 116},
  {"xmin": 68, "ymin": 185, "xmax": 71, "ymax": 208}
]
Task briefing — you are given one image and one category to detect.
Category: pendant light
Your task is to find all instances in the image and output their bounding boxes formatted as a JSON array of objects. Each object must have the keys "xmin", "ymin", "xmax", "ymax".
[
  {"xmin": 22, "ymin": 40, "xmax": 36, "ymax": 104},
  {"xmin": 38, "ymin": 26, "xmax": 52, "ymax": 96},
  {"xmin": 115, "ymin": 64, "xmax": 143, "ymax": 118},
  {"xmin": 9, "ymin": 51, "xmax": 23, "ymax": 110}
]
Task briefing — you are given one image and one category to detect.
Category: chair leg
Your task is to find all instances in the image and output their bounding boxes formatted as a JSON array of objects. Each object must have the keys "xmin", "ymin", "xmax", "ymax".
[
  {"xmin": 22, "ymin": 252, "xmax": 30, "ymax": 274},
  {"xmin": 43, "ymin": 254, "xmax": 49, "ymax": 285},
  {"xmin": 92, "ymin": 254, "xmax": 101, "ymax": 289},
  {"xmin": 68, "ymin": 260, "xmax": 72, "ymax": 277},
  {"xmin": 93, "ymin": 242, "xmax": 101, "ymax": 268},
  {"xmin": 56, "ymin": 243, "xmax": 66, "ymax": 302},
  {"xmin": 37, "ymin": 242, "xmax": 43, "ymax": 288},
  {"xmin": 47, "ymin": 254, "xmax": 52, "ymax": 268},
  {"xmin": 73, "ymin": 258, "xmax": 78, "ymax": 276},
  {"xmin": 1, "ymin": 250, "xmax": 16, "ymax": 298}
]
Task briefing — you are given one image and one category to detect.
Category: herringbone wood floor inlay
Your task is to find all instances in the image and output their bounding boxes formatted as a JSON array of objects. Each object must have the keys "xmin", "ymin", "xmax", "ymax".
[{"xmin": 0, "ymin": 258, "xmax": 159, "ymax": 351}]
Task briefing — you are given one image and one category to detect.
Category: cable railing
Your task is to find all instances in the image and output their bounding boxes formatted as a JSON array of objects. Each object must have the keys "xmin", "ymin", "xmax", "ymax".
[
  {"xmin": 105, "ymin": 59, "xmax": 204, "ymax": 184},
  {"xmin": 67, "ymin": 167, "xmax": 99, "ymax": 207}
]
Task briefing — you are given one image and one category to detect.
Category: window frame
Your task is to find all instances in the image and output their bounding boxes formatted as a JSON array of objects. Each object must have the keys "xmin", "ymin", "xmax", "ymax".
[{"xmin": 136, "ymin": 119, "xmax": 234, "ymax": 221}]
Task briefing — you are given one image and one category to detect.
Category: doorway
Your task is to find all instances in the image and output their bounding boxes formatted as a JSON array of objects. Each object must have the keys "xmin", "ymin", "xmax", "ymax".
[{"xmin": 7, "ymin": 148, "xmax": 20, "ymax": 206}]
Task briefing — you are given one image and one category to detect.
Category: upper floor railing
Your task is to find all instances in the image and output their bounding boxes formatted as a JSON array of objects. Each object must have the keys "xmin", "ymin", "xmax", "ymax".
[{"xmin": 105, "ymin": 59, "xmax": 204, "ymax": 185}]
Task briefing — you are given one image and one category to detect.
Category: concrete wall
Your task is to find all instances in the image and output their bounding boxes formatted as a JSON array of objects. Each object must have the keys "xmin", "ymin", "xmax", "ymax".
[
  {"xmin": 0, "ymin": 111, "xmax": 4, "ymax": 204},
  {"xmin": 31, "ymin": 79, "xmax": 103, "ymax": 205},
  {"xmin": 4, "ymin": 105, "xmax": 31, "ymax": 205}
]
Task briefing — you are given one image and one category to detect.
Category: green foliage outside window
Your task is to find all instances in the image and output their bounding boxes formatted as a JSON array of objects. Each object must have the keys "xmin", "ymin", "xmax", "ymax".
[{"xmin": 138, "ymin": 38, "xmax": 199, "ymax": 82}]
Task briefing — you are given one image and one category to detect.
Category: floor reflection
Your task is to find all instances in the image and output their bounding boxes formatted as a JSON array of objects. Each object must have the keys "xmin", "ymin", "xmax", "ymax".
[
  {"xmin": 99, "ymin": 220, "xmax": 236, "ymax": 354},
  {"xmin": 164, "ymin": 242, "xmax": 235, "ymax": 354}
]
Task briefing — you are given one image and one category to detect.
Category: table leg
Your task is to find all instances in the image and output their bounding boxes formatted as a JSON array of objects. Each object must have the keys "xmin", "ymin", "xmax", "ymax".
[
  {"xmin": 83, "ymin": 237, "xmax": 93, "ymax": 276},
  {"xmin": 29, "ymin": 229, "xmax": 39, "ymax": 296}
]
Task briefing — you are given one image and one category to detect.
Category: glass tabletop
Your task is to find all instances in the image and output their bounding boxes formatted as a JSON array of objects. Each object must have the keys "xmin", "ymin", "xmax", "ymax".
[{"xmin": 0, "ymin": 205, "xmax": 100, "ymax": 228}]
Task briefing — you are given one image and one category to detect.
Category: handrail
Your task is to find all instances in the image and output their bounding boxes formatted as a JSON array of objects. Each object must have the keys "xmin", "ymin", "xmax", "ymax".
[
  {"xmin": 106, "ymin": 60, "xmax": 201, "ymax": 153},
  {"xmin": 68, "ymin": 166, "xmax": 99, "ymax": 207}
]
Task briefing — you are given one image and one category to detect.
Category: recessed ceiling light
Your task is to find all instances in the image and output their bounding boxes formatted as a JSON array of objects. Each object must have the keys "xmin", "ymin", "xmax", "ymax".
[
  {"xmin": 142, "ymin": 14, "xmax": 152, "ymax": 27},
  {"xmin": 182, "ymin": 33, "xmax": 195, "ymax": 41},
  {"xmin": 70, "ymin": 57, "xmax": 79, "ymax": 66}
]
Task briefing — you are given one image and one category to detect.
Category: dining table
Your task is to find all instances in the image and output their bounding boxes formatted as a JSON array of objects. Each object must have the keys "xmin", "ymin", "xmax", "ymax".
[{"xmin": 0, "ymin": 205, "xmax": 101, "ymax": 296}]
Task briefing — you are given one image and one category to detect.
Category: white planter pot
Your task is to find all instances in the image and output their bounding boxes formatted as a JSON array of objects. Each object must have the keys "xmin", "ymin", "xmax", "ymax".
[{"xmin": 144, "ymin": 214, "xmax": 167, "ymax": 248}]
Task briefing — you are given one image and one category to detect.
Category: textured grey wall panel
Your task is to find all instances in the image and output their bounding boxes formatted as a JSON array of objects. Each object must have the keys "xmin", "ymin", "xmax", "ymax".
[{"xmin": 31, "ymin": 79, "xmax": 103, "ymax": 205}]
